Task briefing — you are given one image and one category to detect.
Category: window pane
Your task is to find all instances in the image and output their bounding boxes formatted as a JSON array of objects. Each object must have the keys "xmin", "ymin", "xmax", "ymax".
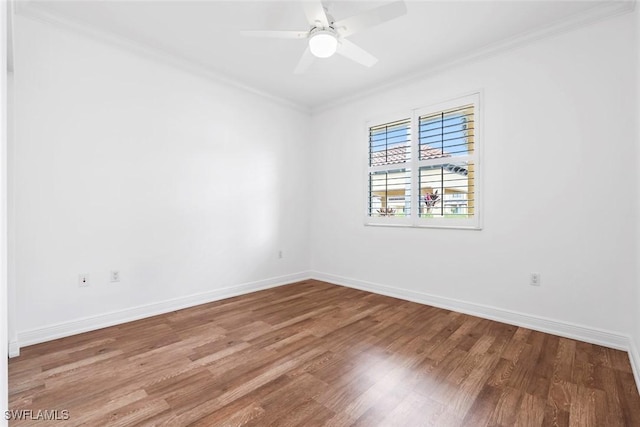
[
  {"xmin": 419, "ymin": 105, "xmax": 474, "ymax": 159},
  {"xmin": 369, "ymin": 119, "xmax": 411, "ymax": 166},
  {"xmin": 368, "ymin": 169, "xmax": 411, "ymax": 217},
  {"xmin": 419, "ymin": 162, "xmax": 475, "ymax": 218}
]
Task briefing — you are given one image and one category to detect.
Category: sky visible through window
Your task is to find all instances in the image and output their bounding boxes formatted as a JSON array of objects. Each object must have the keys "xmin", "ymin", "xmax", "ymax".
[
  {"xmin": 369, "ymin": 119, "xmax": 411, "ymax": 163},
  {"xmin": 419, "ymin": 107, "xmax": 473, "ymax": 157}
]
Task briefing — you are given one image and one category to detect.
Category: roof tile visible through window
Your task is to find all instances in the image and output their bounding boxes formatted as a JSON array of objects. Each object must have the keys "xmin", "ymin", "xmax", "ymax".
[{"xmin": 370, "ymin": 145, "xmax": 449, "ymax": 166}]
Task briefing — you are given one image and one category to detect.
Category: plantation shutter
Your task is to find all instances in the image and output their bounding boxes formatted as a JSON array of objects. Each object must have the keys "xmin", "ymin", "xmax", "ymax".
[
  {"xmin": 417, "ymin": 104, "xmax": 476, "ymax": 219},
  {"xmin": 365, "ymin": 93, "xmax": 480, "ymax": 228},
  {"xmin": 368, "ymin": 118, "xmax": 411, "ymax": 218}
]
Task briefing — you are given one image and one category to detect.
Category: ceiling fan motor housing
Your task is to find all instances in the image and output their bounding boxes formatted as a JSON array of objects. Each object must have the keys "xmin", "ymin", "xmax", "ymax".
[{"xmin": 308, "ymin": 27, "xmax": 339, "ymax": 58}]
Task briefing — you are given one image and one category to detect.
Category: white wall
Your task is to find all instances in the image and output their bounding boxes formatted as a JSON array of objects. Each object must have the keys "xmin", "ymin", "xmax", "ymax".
[
  {"xmin": 634, "ymin": 4, "xmax": 640, "ymax": 369},
  {"xmin": 6, "ymin": 69, "xmax": 15, "ymax": 356},
  {"xmin": 1, "ymin": 0, "xmax": 9, "ymax": 423},
  {"xmin": 310, "ymin": 13, "xmax": 637, "ymax": 338},
  {"xmin": 12, "ymin": 15, "xmax": 310, "ymax": 339}
]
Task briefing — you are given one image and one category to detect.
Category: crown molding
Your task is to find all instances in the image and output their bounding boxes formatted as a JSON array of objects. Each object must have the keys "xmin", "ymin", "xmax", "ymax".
[
  {"xmin": 11, "ymin": 0, "xmax": 635, "ymax": 115},
  {"xmin": 13, "ymin": 1, "xmax": 311, "ymax": 115},
  {"xmin": 311, "ymin": 0, "xmax": 637, "ymax": 114}
]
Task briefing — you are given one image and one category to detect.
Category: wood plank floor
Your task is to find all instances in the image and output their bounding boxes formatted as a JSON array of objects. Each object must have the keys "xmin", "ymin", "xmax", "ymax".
[{"xmin": 8, "ymin": 280, "xmax": 640, "ymax": 426}]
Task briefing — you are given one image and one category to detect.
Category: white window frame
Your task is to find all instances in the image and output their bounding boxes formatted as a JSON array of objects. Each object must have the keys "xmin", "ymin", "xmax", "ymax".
[{"xmin": 364, "ymin": 92, "xmax": 482, "ymax": 230}]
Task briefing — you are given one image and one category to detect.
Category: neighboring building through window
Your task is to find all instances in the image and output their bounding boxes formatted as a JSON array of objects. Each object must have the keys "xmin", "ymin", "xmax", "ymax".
[{"xmin": 366, "ymin": 93, "xmax": 481, "ymax": 229}]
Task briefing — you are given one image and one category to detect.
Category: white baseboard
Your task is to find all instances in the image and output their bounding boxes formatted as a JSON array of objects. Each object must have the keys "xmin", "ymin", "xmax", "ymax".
[
  {"xmin": 628, "ymin": 338, "xmax": 640, "ymax": 392},
  {"xmin": 13, "ymin": 271, "xmax": 312, "ymax": 356},
  {"xmin": 310, "ymin": 271, "xmax": 632, "ymax": 351},
  {"xmin": 8, "ymin": 341, "xmax": 19, "ymax": 358}
]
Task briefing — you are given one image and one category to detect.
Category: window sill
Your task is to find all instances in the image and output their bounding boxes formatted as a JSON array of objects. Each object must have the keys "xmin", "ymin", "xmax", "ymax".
[{"xmin": 364, "ymin": 222, "xmax": 482, "ymax": 231}]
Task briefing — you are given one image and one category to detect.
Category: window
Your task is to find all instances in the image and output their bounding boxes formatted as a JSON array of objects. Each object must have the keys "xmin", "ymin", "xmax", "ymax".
[
  {"xmin": 366, "ymin": 93, "xmax": 481, "ymax": 229},
  {"xmin": 368, "ymin": 118, "xmax": 412, "ymax": 221}
]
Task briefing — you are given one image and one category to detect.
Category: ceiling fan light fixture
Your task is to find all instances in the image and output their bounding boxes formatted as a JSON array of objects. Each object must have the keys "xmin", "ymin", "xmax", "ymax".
[{"xmin": 308, "ymin": 30, "xmax": 338, "ymax": 58}]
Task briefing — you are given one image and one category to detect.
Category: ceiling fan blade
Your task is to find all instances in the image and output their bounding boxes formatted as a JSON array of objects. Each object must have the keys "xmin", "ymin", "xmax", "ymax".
[
  {"xmin": 302, "ymin": 0, "xmax": 329, "ymax": 27},
  {"xmin": 240, "ymin": 30, "xmax": 308, "ymax": 39},
  {"xmin": 294, "ymin": 47, "xmax": 315, "ymax": 74},
  {"xmin": 333, "ymin": 1, "xmax": 407, "ymax": 38},
  {"xmin": 336, "ymin": 39, "xmax": 378, "ymax": 67}
]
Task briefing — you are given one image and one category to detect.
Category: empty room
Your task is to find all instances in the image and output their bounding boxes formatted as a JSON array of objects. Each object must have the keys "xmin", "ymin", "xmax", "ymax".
[{"xmin": 1, "ymin": 0, "xmax": 640, "ymax": 425}]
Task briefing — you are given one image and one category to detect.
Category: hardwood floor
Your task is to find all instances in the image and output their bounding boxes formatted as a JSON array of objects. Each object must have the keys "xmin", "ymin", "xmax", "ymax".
[{"xmin": 8, "ymin": 280, "xmax": 640, "ymax": 426}]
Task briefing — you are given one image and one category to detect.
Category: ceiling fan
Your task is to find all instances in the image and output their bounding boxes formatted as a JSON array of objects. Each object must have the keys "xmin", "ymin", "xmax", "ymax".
[{"xmin": 241, "ymin": 1, "xmax": 407, "ymax": 74}]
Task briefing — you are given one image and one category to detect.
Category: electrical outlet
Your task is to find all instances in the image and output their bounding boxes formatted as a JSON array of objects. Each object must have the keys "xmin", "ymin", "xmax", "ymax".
[
  {"xmin": 530, "ymin": 272, "xmax": 541, "ymax": 287},
  {"xmin": 110, "ymin": 270, "xmax": 120, "ymax": 283},
  {"xmin": 278, "ymin": 250, "xmax": 283, "ymax": 259},
  {"xmin": 78, "ymin": 274, "xmax": 90, "ymax": 287}
]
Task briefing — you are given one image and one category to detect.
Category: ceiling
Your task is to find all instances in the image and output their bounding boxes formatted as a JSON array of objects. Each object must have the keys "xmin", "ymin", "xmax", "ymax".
[{"xmin": 17, "ymin": 0, "xmax": 630, "ymax": 111}]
